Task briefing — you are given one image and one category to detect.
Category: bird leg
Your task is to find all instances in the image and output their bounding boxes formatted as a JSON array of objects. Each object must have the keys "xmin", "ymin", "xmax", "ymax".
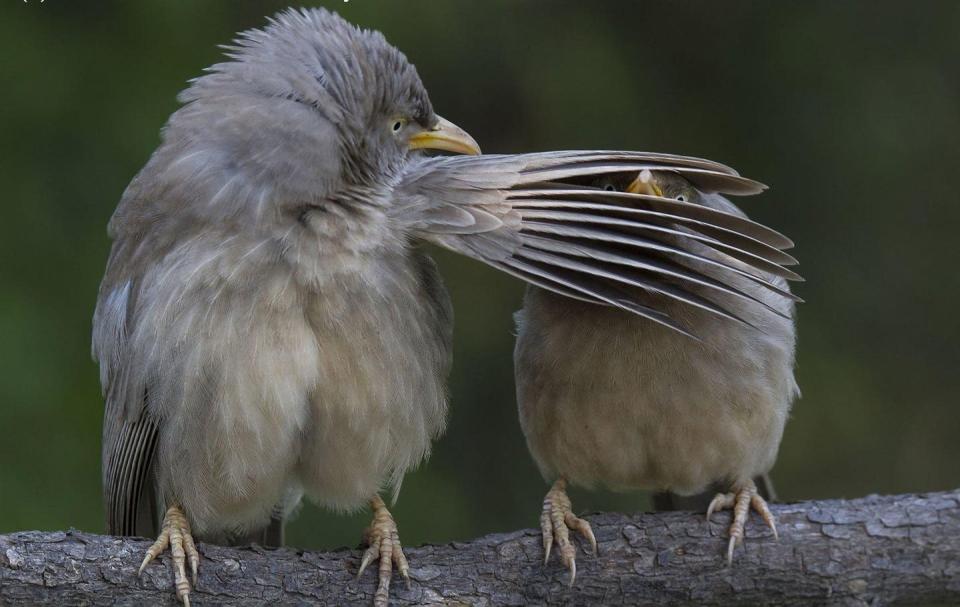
[
  {"xmin": 706, "ymin": 478, "xmax": 778, "ymax": 565},
  {"xmin": 540, "ymin": 477, "xmax": 597, "ymax": 586},
  {"xmin": 138, "ymin": 504, "xmax": 200, "ymax": 606},
  {"xmin": 357, "ymin": 495, "xmax": 410, "ymax": 607}
]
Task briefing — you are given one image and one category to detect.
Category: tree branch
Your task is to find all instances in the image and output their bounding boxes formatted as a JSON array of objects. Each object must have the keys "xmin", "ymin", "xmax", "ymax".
[{"xmin": 2, "ymin": 490, "xmax": 958, "ymax": 606}]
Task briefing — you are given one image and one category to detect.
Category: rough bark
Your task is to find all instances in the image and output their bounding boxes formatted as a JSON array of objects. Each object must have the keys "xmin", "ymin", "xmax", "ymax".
[{"xmin": 2, "ymin": 490, "xmax": 958, "ymax": 606}]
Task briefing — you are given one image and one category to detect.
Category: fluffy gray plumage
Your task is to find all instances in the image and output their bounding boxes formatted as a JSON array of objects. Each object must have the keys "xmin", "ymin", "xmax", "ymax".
[
  {"xmin": 95, "ymin": 7, "xmax": 456, "ymax": 545},
  {"xmin": 92, "ymin": 7, "xmax": 798, "ymax": 602}
]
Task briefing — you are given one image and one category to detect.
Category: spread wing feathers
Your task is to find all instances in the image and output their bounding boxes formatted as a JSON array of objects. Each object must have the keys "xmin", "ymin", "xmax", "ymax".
[
  {"xmin": 396, "ymin": 151, "xmax": 800, "ymax": 335},
  {"xmin": 519, "ymin": 234, "xmax": 792, "ymax": 319},
  {"xmin": 518, "ymin": 209, "xmax": 799, "ymax": 272},
  {"xmin": 486, "ymin": 257, "xmax": 699, "ymax": 339},
  {"xmin": 510, "ymin": 190, "xmax": 794, "ymax": 251},
  {"xmin": 515, "ymin": 245, "xmax": 759, "ymax": 326},
  {"xmin": 520, "ymin": 222, "xmax": 801, "ymax": 302}
]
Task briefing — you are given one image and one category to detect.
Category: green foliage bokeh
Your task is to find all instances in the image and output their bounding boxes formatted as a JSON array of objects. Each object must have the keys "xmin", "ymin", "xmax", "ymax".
[{"xmin": 1, "ymin": 1, "xmax": 958, "ymax": 550}]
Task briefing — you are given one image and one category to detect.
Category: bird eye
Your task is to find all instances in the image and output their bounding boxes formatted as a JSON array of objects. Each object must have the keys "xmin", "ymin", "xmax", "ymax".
[
  {"xmin": 391, "ymin": 119, "xmax": 407, "ymax": 134},
  {"xmin": 676, "ymin": 194, "xmax": 686, "ymax": 202},
  {"xmin": 603, "ymin": 184, "xmax": 616, "ymax": 192}
]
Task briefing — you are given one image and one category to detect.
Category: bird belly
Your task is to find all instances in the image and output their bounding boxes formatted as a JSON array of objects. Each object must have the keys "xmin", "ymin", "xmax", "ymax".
[
  {"xmin": 516, "ymin": 293, "xmax": 795, "ymax": 495},
  {"xmin": 296, "ymin": 256, "xmax": 450, "ymax": 511},
  {"xmin": 148, "ymin": 269, "xmax": 320, "ymax": 541}
]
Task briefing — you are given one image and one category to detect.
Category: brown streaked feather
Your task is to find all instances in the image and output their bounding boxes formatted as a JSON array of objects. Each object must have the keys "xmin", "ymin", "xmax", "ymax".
[
  {"xmin": 522, "ymin": 163, "xmax": 765, "ymax": 196},
  {"xmin": 493, "ymin": 257, "xmax": 699, "ymax": 339},
  {"xmin": 515, "ymin": 247, "xmax": 758, "ymax": 328},
  {"xmin": 520, "ymin": 221, "xmax": 801, "ymax": 285},
  {"xmin": 509, "ymin": 191, "xmax": 795, "ymax": 250},
  {"xmin": 518, "ymin": 213, "xmax": 800, "ymax": 301},
  {"xmin": 519, "ymin": 235, "xmax": 792, "ymax": 319},
  {"xmin": 516, "ymin": 208, "xmax": 799, "ymax": 268},
  {"xmin": 396, "ymin": 151, "xmax": 799, "ymax": 339}
]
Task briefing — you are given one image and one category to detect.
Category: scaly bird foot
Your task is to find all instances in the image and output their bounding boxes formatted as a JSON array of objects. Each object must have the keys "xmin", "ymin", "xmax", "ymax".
[
  {"xmin": 138, "ymin": 504, "xmax": 200, "ymax": 606},
  {"xmin": 706, "ymin": 478, "xmax": 778, "ymax": 565},
  {"xmin": 357, "ymin": 495, "xmax": 410, "ymax": 607},
  {"xmin": 540, "ymin": 478, "xmax": 597, "ymax": 586}
]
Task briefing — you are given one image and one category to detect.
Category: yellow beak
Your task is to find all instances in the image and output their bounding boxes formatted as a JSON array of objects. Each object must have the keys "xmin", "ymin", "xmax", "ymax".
[
  {"xmin": 626, "ymin": 169, "xmax": 663, "ymax": 197},
  {"xmin": 408, "ymin": 115, "xmax": 481, "ymax": 156}
]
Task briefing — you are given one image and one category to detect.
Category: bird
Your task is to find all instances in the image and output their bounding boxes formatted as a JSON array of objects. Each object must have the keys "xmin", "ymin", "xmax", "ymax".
[
  {"xmin": 93, "ymin": 10, "xmax": 474, "ymax": 605},
  {"xmin": 92, "ymin": 8, "xmax": 798, "ymax": 605},
  {"xmin": 513, "ymin": 169, "xmax": 800, "ymax": 583}
]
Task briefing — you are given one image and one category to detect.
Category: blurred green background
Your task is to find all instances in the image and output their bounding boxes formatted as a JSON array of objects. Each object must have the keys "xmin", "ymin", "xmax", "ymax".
[{"xmin": 2, "ymin": 1, "xmax": 958, "ymax": 551}]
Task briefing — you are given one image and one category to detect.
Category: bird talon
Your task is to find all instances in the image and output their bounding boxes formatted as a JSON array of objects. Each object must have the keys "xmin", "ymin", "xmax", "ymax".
[
  {"xmin": 539, "ymin": 478, "xmax": 595, "ymax": 584},
  {"xmin": 138, "ymin": 504, "xmax": 199, "ymax": 606},
  {"xmin": 540, "ymin": 503, "xmax": 554, "ymax": 564},
  {"xmin": 359, "ymin": 495, "xmax": 410, "ymax": 607},
  {"xmin": 392, "ymin": 532, "xmax": 411, "ymax": 589},
  {"xmin": 706, "ymin": 480, "xmax": 776, "ymax": 565},
  {"xmin": 565, "ymin": 510, "xmax": 598, "ymax": 556},
  {"xmin": 357, "ymin": 544, "xmax": 378, "ymax": 580},
  {"xmin": 751, "ymin": 493, "xmax": 779, "ymax": 540},
  {"xmin": 706, "ymin": 492, "xmax": 735, "ymax": 522}
]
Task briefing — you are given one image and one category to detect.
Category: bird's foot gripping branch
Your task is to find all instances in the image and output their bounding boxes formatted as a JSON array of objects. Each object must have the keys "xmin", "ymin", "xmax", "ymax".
[{"xmin": 2, "ymin": 490, "xmax": 959, "ymax": 606}]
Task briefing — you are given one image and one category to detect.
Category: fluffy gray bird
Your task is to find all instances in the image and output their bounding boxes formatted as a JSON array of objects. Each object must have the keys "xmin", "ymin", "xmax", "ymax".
[
  {"xmin": 514, "ymin": 169, "xmax": 800, "ymax": 582},
  {"xmin": 93, "ymin": 8, "xmax": 796, "ymax": 605},
  {"xmin": 93, "ymin": 10, "xmax": 477, "ymax": 606}
]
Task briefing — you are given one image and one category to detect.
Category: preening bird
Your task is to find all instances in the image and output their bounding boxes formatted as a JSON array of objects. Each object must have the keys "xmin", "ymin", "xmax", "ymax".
[
  {"xmin": 92, "ymin": 8, "xmax": 798, "ymax": 605},
  {"xmin": 514, "ymin": 169, "xmax": 800, "ymax": 583}
]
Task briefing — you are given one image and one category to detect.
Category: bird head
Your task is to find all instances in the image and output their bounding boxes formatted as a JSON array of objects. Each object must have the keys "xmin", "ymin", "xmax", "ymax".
[
  {"xmin": 124, "ymin": 8, "xmax": 479, "ymax": 233},
  {"xmin": 593, "ymin": 169, "xmax": 704, "ymax": 205}
]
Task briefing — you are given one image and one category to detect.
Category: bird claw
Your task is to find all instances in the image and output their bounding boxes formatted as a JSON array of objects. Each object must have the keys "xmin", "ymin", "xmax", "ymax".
[
  {"xmin": 358, "ymin": 495, "xmax": 410, "ymax": 607},
  {"xmin": 707, "ymin": 479, "xmax": 778, "ymax": 565},
  {"xmin": 540, "ymin": 478, "xmax": 597, "ymax": 586},
  {"xmin": 138, "ymin": 504, "xmax": 199, "ymax": 606}
]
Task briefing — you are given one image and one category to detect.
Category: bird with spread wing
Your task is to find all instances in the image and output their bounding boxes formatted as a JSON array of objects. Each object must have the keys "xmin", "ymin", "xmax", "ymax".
[{"xmin": 92, "ymin": 8, "xmax": 798, "ymax": 606}]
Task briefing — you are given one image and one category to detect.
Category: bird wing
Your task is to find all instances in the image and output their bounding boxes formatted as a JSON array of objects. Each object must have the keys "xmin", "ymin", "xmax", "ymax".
[
  {"xmin": 94, "ymin": 276, "xmax": 160, "ymax": 537},
  {"xmin": 394, "ymin": 151, "xmax": 799, "ymax": 335}
]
